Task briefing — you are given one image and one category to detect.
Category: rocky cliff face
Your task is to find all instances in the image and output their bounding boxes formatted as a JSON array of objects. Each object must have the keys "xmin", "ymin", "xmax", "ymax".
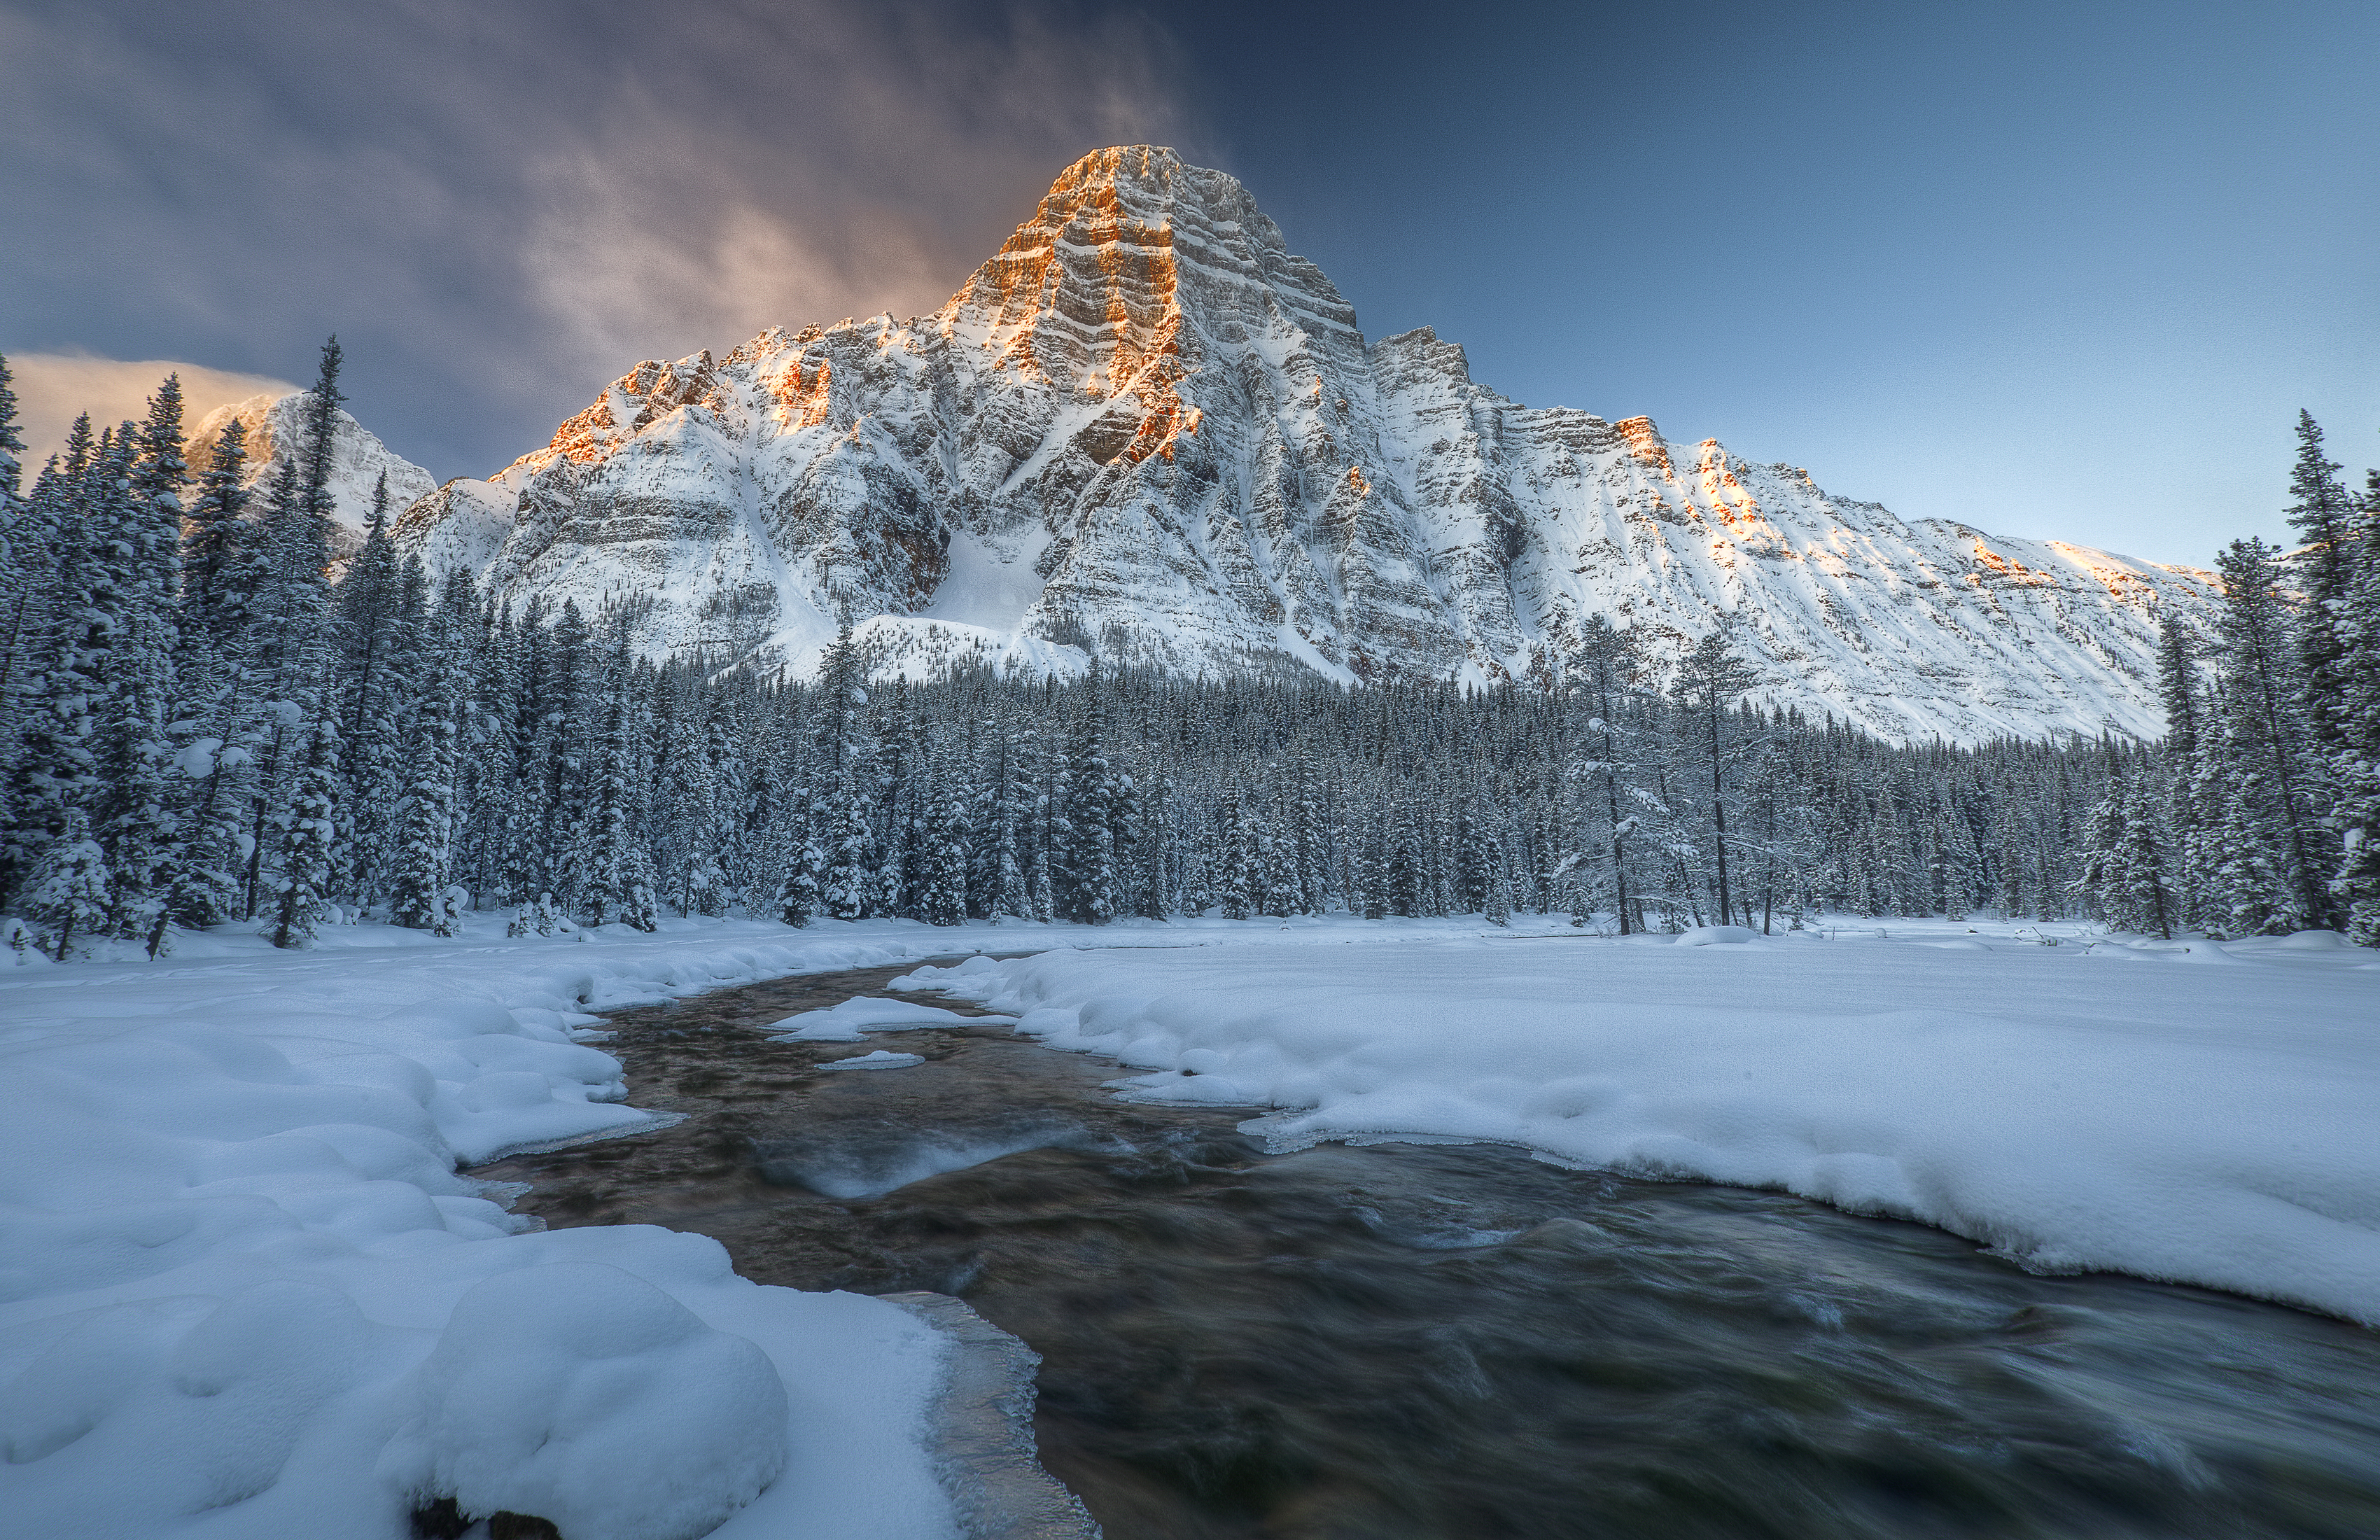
[
  {"xmin": 393, "ymin": 145, "xmax": 2214, "ymax": 743},
  {"xmin": 192, "ymin": 391, "xmax": 438, "ymax": 557}
]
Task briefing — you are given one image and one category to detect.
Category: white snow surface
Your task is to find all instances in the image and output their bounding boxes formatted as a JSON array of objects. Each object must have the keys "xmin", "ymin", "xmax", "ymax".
[
  {"xmin": 11, "ymin": 909, "xmax": 2374, "ymax": 1535},
  {"xmin": 0, "ymin": 910, "xmax": 1576, "ymax": 1537},
  {"xmin": 0, "ymin": 917, "xmax": 1027, "ymax": 1539},
  {"xmin": 909, "ymin": 921, "xmax": 2380, "ymax": 1326}
]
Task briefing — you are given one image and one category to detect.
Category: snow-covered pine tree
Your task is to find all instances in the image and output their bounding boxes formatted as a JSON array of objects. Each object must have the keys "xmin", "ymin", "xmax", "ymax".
[
  {"xmin": 90, "ymin": 604, "xmax": 175, "ymax": 945},
  {"xmin": 1672, "ymin": 629, "xmax": 1758, "ymax": 925},
  {"xmin": 977, "ymin": 718, "xmax": 1033, "ymax": 921},
  {"xmin": 774, "ymin": 785, "xmax": 825, "ymax": 928},
  {"xmin": 148, "ymin": 415, "xmax": 260, "ymax": 944},
  {"xmin": 267, "ymin": 722, "xmax": 340, "ymax": 948},
  {"xmin": 389, "ymin": 694, "xmax": 458, "ymax": 936},
  {"xmin": 22, "ymin": 807, "xmax": 109, "ymax": 960},
  {"xmin": 580, "ymin": 634, "xmax": 658, "ymax": 931},
  {"xmin": 918, "ymin": 755, "xmax": 969, "ymax": 927},
  {"xmin": 2283, "ymin": 412, "xmax": 2359, "ymax": 766},
  {"xmin": 2117, "ymin": 776, "xmax": 2176, "ymax": 940},
  {"xmin": 0, "ymin": 351, "xmax": 23, "ymax": 522},
  {"xmin": 2153, "ymin": 617, "xmax": 2207, "ymax": 929},
  {"xmin": 1056, "ymin": 683, "xmax": 1123, "ymax": 925},
  {"xmin": 1569, "ymin": 613, "xmax": 1646, "ymax": 932},
  {"xmin": 179, "ymin": 416, "xmax": 251, "ymax": 663},
  {"xmin": 2209, "ymin": 537, "xmax": 2333, "ymax": 929},
  {"xmin": 336, "ymin": 477, "xmax": 405, "ymax": 888},
  {"xmin": 2329, "ymin": 472, "xmax": 2380, "ymax": 944},
  {"xmin": 129, "ymin": 374, "xmax": 188, "ymax": 620},
  {"xmin": 814, "ymin": 619, "xmax": 878, "ymax": 921},
  {"xmin": 1388, "ymin": 797, "xmax": 1429, "ymax": 918}
]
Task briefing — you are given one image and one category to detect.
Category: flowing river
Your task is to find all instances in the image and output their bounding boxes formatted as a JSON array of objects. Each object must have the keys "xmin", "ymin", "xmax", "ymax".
[{"xmin": 473, "ymin": 958, "xmax": 2380, "ymax": 1540}]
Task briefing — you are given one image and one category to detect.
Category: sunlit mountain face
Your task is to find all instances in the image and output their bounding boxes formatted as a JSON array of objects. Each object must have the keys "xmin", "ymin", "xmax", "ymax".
[{"xmin": 393, "ymin": 146, "xmax": 2216, "ymax": 743}]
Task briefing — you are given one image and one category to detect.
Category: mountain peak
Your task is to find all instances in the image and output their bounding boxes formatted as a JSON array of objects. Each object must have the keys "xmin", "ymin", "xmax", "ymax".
[
  {"xmin": 393, "ymin": 149, "xmax": 2220, "ymax": 745},
  {"xmin": 191, "ymin": 390, "xmax": 435, "ymax": 543}
]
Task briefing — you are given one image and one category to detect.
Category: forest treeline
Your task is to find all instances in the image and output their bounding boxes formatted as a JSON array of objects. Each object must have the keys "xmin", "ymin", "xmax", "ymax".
[{"xmin": 1, "ymin": 342, "xmax": 2374, "ymax": 958}]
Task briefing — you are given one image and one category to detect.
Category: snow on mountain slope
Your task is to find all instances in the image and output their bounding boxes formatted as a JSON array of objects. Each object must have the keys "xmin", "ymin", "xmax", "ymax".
[
  {"xmin": 192, "ymin": 391, "xmax": 437, "ymax": 555},
  {"xmin": 391, "ymin": 146, "xmax": 2216, "ymax": 743}
]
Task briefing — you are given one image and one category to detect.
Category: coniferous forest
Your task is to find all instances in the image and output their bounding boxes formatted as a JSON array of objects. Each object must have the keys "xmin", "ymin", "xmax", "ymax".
[{"xmin": 3, "ymin": 341, "xmax": 2376, "ymax": 961}]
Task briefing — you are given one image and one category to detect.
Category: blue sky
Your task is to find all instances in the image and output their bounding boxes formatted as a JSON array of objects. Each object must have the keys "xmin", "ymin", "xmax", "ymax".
[{"xmin": 3, "ymin": 0, "xmax": 2372, "ymax": 566}]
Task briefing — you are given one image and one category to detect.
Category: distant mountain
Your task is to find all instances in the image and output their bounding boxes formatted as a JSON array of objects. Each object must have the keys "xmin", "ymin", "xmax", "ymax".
[
  {"xmin": 392, "ymin": 146, "xmax": 2214, "ymax": 743},
  {"xmin": 192, "ymin": 391, "xmax": 435, "ymax": 556}
]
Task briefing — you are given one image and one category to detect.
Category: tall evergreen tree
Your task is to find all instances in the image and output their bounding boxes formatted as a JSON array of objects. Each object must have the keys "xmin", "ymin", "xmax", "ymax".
[
  {"xmin": 267, "ymin": 722, "xmax": 340, "ymax": 948},
  {"xmin": 2208, "ymin": 537, "xmax": 2333, "ymax": 930},
  {"xmin": 2284, "ymin": 412, "xmax": 2358, "ymax": 764},
  {"xmin": 1672, "ymin": 629, "xmax": 1759, "ymax": 926},
  {"xmin": 2329, "ymin": 470, "xmax": 2380, "ymax": 944}
]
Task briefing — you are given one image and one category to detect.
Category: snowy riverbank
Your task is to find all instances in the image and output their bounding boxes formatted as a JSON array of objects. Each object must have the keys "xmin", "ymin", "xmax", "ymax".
[
  {"xmin": 0, "ymin": 911, "xmax": 1574, "ymax": 1537},
  {"xmin": 911, "ymin": 921, "xmax": 2380, "ymax": 1328}
]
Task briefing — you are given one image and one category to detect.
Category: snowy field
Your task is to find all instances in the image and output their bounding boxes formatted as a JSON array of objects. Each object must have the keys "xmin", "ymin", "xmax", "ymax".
[
  {"xmin": 906, "ymin": 921, "xmax": 2380, "ymax": 1327},
  {"xmin": 0, "ymin": 911, "xmax": 1568, "ymax": 1538},
  {"xmin": 5, "ymin": 912, "xmax": 2376, "ymax": 1538}
]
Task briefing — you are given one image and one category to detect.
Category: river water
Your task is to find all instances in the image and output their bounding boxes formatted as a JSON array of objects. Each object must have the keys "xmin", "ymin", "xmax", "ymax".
[{"xmin": 474, "ymin": 959, "xmax": 2380, "ymax": 1540}]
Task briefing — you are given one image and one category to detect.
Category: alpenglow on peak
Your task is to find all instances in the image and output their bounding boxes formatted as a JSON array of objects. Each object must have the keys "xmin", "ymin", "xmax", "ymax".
[{"xmin": 392, "ymin": 145, "xmax": 2215, "ymax": 743}]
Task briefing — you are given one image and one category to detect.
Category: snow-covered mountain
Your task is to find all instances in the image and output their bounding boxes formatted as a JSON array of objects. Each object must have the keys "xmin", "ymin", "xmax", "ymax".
[
  {"xmin": 392, "ymin": 145, "xmax": 2215, "ymax": 743},
  {"xmin": 192, "ymin": 391, "xmax": 437, "ymax": 556}
]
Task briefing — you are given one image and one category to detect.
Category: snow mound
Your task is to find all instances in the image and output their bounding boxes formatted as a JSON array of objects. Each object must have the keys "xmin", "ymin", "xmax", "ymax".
[
  {"xmin": 820, "ymin": 1050, "xmax": 926, "ymax": 1071},
  {"xmin": 1674, "ymin": 925, "xmax": 1760, "ymax": 946},
  {"xmin": 378, "ymin": 1262, "xmax": 788, "ymax": 1540},
  {"xmin": 766, "ymin": 996, "xmax": 1013, "ymax": 1042}
]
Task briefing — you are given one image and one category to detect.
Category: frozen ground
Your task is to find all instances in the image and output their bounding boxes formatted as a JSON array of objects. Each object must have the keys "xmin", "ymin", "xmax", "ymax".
[
  {"xmin": 906, "ymin": 920, "xmax": 2380, "ymax": 1329},
  {"xmin": 0, "ymin": 910, "xmax": 1567, "ymax": 1538}
]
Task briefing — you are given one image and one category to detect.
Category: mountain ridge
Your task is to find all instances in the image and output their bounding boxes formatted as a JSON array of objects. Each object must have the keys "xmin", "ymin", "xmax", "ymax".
[{"xmin": 391, "ymin": 145, "xmax": 2216, "ymax": 743}]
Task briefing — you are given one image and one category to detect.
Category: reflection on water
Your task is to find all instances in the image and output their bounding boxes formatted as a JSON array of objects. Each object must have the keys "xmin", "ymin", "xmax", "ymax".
[{"xmin": 476, "ymin": 962, "xmax": 2380, "ymax": 1540}]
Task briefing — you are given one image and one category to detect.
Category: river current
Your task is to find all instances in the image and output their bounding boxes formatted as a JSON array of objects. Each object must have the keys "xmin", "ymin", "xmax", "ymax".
[{"xmin": 473, "ymin": 958, "xmax": 2380, "ymax": 1540}]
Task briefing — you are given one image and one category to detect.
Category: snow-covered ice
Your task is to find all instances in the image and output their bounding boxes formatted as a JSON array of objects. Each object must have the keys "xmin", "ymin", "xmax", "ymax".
[
  {"xmin": 765, "ymin": 996, "xmax": 1015, "ymax": 1042},
  {"xmin": 820, "ymin": 1050, "xmax": 928, "ymax": 1071},
  {"xmin": 911, "ymin": 921, "xmax": 2380, "ymax": 1326}
]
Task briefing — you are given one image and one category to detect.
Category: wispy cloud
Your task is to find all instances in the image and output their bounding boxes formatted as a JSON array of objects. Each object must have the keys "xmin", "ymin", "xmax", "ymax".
[
  {"xmin": 8, "ymin": 351, "xmax": 298, "ymax": 472},
  {"xmin": 0, "ymin": 0, "xmax": 1191, "ymax": 477}
]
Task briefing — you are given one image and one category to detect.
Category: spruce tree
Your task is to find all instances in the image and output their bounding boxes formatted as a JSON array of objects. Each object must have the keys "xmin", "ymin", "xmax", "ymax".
[
  {"xmin": 180, "ymin": 417, "xmax": 251, "ymax": 659},
  {"xmin": 2283, "ymin": 412, "xmax": 2358, "ymax": 763},
  {"xmin": 1571, "ymin": 614, "xmax": 1645, "ymax": 932},
  {"xmin": 918, "ymin": 757, "xmax": 970, "ymax": 927},
  {"xmin": 0, "ymin": 351, "xmax": 24, "ymax": 518},
  {"xmin": 2210, "ymin": 538, "xmax": 2332, "ymax": 928},
  {"xmin": 774, "ymin": 786, "xmax": 825, "ymax": 927},
  {"xmin": 2154, "ymin": 617, "xmax": 2206, "ymax": 928},
  {"xmin": 1673, "ymin": 630, "xmax": 1758, "ymax": 925},
  {"xmin": 267, "ymin": 722, "xmax": 340, "ymax": 948},
  {"xmin": 22, "ymin": 808, "xmax": 110, "ymax": 960},
  {"xmin": 2329, "ymin": 472, "xmax": 2380, "ymax": 944},
  {"xmin": 390, "ymin": 697, "xmax": 458, "ymax": 935},
  {"xmin": 129, "ymin": 374, "xmax": 188, "ymax": 619}
]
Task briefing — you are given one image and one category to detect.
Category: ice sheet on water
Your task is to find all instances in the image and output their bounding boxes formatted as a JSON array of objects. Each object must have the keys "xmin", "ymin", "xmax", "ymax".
[
  {"xmin": 765, "ymin": 995, "xmax": 1016, "ymax": 1042},
  {"xmin": 755, "ymin": 1116, "xmax": 1123, "ymax": 1200},
  {"xmin": 820, "ymin": 1050, "xmax": 927, "ymax": 1070}
]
